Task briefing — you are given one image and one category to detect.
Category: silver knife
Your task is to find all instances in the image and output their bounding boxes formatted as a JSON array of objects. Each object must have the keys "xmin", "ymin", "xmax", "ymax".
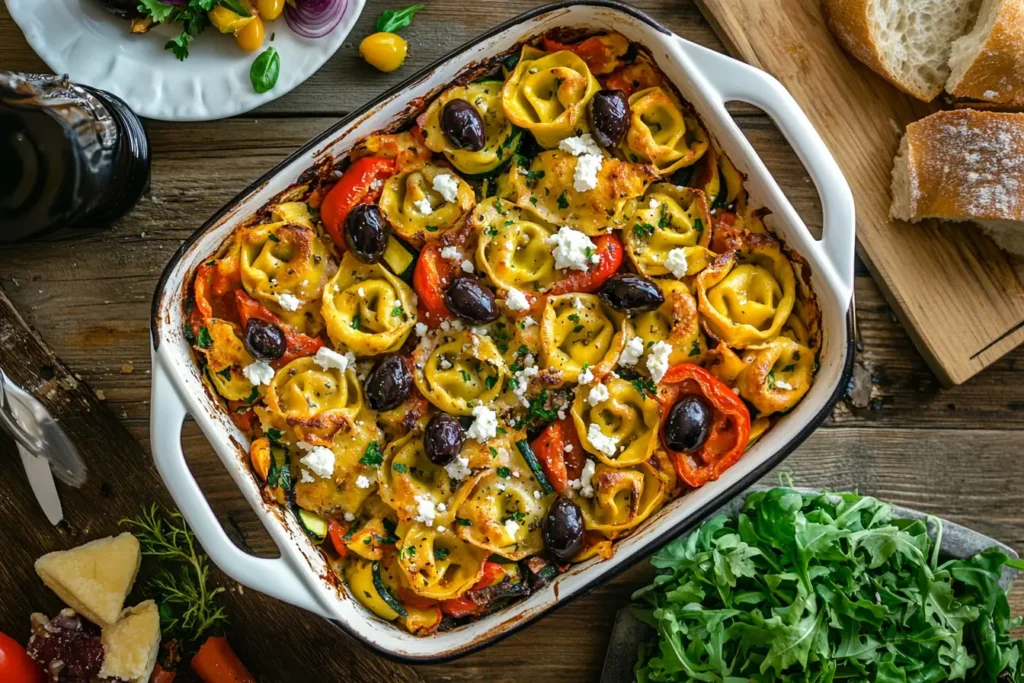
[{"xmin": 17, "ymin": 443, "xmax": 63, "ymax": 525}]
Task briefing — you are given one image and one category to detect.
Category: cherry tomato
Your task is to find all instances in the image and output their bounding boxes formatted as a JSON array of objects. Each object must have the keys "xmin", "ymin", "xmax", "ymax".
[{"xmin": 0, "ymin": 633, "xmax": 44, "ymax": 683}]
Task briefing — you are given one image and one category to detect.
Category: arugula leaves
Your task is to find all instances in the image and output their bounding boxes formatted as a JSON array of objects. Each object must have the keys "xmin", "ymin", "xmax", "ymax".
[
  {"xmin": 632, "ymin": 487, "xmax": 1024, "ymax": 682},
  {"xmin": 375, "ymin": 3, "xmax": 424, "ymax": 33}
]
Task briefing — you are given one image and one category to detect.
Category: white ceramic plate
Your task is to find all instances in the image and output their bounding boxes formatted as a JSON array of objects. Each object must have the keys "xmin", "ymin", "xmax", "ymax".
[{"xmin": 7, "ymin": 0, "xmax": 365, "ymax": 121}]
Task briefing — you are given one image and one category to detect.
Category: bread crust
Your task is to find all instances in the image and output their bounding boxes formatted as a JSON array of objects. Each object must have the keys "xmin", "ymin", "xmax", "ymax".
[
  {"xmin": 892, "ymin": 110, "xmax": 1024, "ymax": 222},
  {"xmin": 947, "ymin": 0, "xmax": 1024, "ymax": 106}
]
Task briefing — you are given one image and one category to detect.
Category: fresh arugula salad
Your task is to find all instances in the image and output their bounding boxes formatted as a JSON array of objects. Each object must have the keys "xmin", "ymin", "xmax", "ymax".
[{"xmin": 632, "ymin": 487, "xmax": 1024, "ymax": 682}]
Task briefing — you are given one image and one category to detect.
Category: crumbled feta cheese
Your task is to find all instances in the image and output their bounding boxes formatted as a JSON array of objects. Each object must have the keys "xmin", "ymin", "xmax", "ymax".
[
  {"xmin": 573, "ymin": 297, "xmax": 586, "ymax": 310},
  {"xmin": 465, "ymin": 405, "xmax": 498, "ymax": 442},
  {"xmin": 299, "ymin": 469, "xmax": 315, "ymax": 484},
  {"xmin": 504, "ymin": 519, "xmax": 520, "ymax": 537},
  {"xmin": 439, "ymin": 358, "xmax": 452, "ymax": 370},
  {"xmin": 775, "ymin": 379, "xmax": 794, "ymax": 391},
  {"xmin": 277, "ymin": 293, "xmax": 303, "ymax": 311},
  {"xmin": 444, "ymin": 456, "xmax": 471, "ymax": 481},
  {"xmin": 558, "ymin": 133, "xmax": 602, "ymax": 157},
  {"xmin": 437, "ymin": 525, "xmax": 447, "ymax": 533},
  {"xmin": 413, "ymin": 198, "xmax": 433, "ymax": 215},
  {"xmin": 573, "ymin": 154, "xmax": 603, "ymax": 192},
  {"xmin": 533, "ymin": 490, "xmax": 542, "ymax": 500},
  {"xmin": 665, "ymin": 248, "xmax": 689, "ymax": 278},
  {"xmin": 547, "ymin": 226, "xmax": 597, "ymax": 271},
  {"xmin": 461, "ymin": 259, "xmax": 474, "ymax": 273},
  {"xmin": 587, "ymin": 382, "xmax": 609, "ymax": 407},
  {"xmin": 496, "ymin": 482, "xmax": 506, "ymax": 492},
  {"xmin": 521, "ymin": 316, "xmax": 537, "ymax": 328},
  {"xmin": 646, "ymin": 341, "xmax": 673, "ymax": 383},
  {"xmin": 242, "ymin": 361, "xmax": 274, "ymax": 386},
  {"xmin": 649, "ymin": 198, "xmax": 659, "ymax": 210},
  {"xmin": 433, "ymin": 173, "xmax": 460, "ymax": 203},
  {"xmin": 587, "ymin": 424, "xmax": 620, "ymax": 458},
  {"xmin": 415, "ymin": 322, "xmax": 429, "ymax": 337},
  {"xmin": 618, "ymin": 336, "xmax": 645, "ymax": 367},
  {"xmin": 578, "ymin": 365, "xmax": 595, "ymax": 385},
  {"xmin": 505, "ymin": 288, "xmax": 530, "ymax": 311},
  {"xmin": 436, "ymin": 502, "xmax": 447, "ymax": 513},
  {"xmin": 565, "ymin": 444, "xmax": 573, "ymax": 452},
  {"xmin": 314, "ymin": 347, "xmax": 356, "ymax": 373},
  {"xmin": 355, "ymin": 475, "xmax": 371, "ymax": 489},
  {"xmin": 513, "ymin": 366, "xmax": 540, "ymax": 404},
  {"xmin": 414, "ymin": 494, "xmax": 437, "ymax": 527},
  {"xmin": 369, "ymin": 178, "xmax": 383, "ymax": 192},
  {"xmin": 524, "ymin": 354, "xmax": 535, "ymax": 368},
  {"xmin": 440, "ymin": 246, "xmax": 460, "ymax": 262},
  {"xmin": 580, "ymin": 459, "xmax": 597, "ymax": 498},
  {"xmin": 295, "ymin": 441, "xmax": 315, "ymax": 451},
  {"xmin": 344, "ymin": 512, "xmax": 356, "ymax": 522},
  {"xmin": 300, "ymin": 447, "xmax": 335, "ymax": 478},
  {"xmin": 357, "ymin": 286, "xmax": 365, "ymax": 297}
]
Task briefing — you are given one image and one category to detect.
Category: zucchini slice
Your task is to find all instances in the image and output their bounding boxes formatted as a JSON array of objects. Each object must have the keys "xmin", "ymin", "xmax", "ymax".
[
  {"xmin": 515, "ymin": 440, "xmax": 555, "ymax": 495},
  {"xmin": 382, "ymin": 236, "xmax": 416, "ymax": 281},
  {"xmin": 297, "ymin": 508, "xmax": 328, "ymax": 543},
  {"xmin": 372, "ymin": 561, "xmax": 408, "ymax": 618}
]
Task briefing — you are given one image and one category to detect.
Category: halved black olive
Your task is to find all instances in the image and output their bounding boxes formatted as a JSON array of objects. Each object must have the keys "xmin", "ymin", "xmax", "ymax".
[
  {"xmin": 444, "ymin": 277, "xmax": 499, "ymax": 324},
  {"xmin": 441, "ymin": 99, "xmax": 486, "ymax": 152},
  {"xmin": 344, "ymin": 204, "xmax": 390, "ymax": 264},
  {"xmin": 663, "ymin": 396, "xmax": 712, "ymax": 453},
  {"xmin": 244, "ymin": 319, "xmax": 286, "ymax": 361},
  {"xmin": 589, "ymin": 90, "xmax": 630, "ymax": 148},
  {"xmin": 543, "ymin": 497, "xmax": 585, "ymax": 562},
  {"xmin": 364, "ymin": 354, "xmax": 413, "ymax": 412},
  {"xmin": 598, "ymin": 274, "xmax": 665, "ymax": 313},
  {"xmin": 424, "ymin": 413, "xmax": 465, "ymax": 466}
]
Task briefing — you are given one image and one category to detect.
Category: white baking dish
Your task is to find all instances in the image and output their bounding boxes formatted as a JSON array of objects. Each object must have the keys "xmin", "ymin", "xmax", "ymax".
[{"xmin": 150, "ymin": 1, "xmax": 856, "ymax": 662}]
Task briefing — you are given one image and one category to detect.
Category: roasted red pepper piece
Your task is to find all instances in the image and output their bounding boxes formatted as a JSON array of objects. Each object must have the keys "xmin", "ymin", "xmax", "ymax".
[
  {"xmin": 320, "ymin": 156, "xmax": 395, "ymax": 250},
  {"xmin": 327, "ymin": 520, "xmax": 349, "ymax": 559},
  {"xmin": 549, "ymin": 233, "xmax": 623, "ymax": 295},
  {"xmin": 439, "ymin": 561, "xmax": 506, "ymax": 617},
  {"xmin": 541, "ymin": 35, "xmax": 628, "ymax": 75},
  {"xmin": 234, "ymin": 290, "xmax": 324, "ymax": 365},
  {"xmin": 191, "ymin": 259, "xmax": 242, "ymax": 331},
  {"xmin": 412, "ymin": 243, "xmax": 455, "ymax": 327},
  {"xmin": 531, "ymin": 416, "xmax": 585, "ymax": 494},
  {"xmin": 658, "ymin": 363, "xmax": 751, "ymax": 488}
]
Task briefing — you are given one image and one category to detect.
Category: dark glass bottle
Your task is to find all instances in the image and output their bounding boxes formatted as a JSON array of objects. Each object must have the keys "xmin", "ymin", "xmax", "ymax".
[{"xmin": 0, "ymin": 72, "xmax": 150, "ymax": 243}]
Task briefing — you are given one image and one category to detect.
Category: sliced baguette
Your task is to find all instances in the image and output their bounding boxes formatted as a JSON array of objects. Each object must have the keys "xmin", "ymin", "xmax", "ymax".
[
  {"xmin": 947, "ymin": 0, "xmax": 1024, "ymax": 106},
  {"xmin": 822, "ymin": 0, "xmax": 981, "ymax": 101},
  {"xmin": 891, "ymin": 109, "xmax": 1024, "ymax": 253}
]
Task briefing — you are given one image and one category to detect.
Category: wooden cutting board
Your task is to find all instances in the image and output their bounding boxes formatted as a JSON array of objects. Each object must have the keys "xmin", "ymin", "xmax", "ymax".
[{"xmin": 695, "ymin": 0, "xmax": 1024, "ymax": 386}]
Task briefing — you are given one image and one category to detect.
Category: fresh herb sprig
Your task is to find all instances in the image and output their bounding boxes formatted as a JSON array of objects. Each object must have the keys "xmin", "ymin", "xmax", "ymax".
[
  {"xmin": 120, "ymin": 505, "xmax": 228, "ymax": 643},
  {"xmin": 375, "ymin": 3, "xmax": 424, "ymax": 33}
]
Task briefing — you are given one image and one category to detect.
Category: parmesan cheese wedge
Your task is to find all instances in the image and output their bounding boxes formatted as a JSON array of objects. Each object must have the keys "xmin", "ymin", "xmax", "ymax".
[
  {"xmin": 99, "ymin": 600, "xmax": 162, "ymax": 683},
  {"xmin": 34, "ymin": 532, "xmax": 141, "ymax": 627}
]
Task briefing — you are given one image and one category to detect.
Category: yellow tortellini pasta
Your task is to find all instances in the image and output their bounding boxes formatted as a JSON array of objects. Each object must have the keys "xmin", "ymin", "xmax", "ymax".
[
  {"xmin": 292, "ymin": 418, "xmax": 382, "ymax": 518},
  {"xmin": 572, "ymin": 376, "xmax": 660, "ymax": 467},
  {"xmin": 322, "ymin": 252, "xmax": 416, "ymax": 356},
  {"xmin": 238, "ymin": 222, "xmax": 335, "ymax": 335},
  {"xmin": 631, "ymin": 279, "xmax": 708, "ymax": 367},
  {"xmin": 201, "ymin": 319, "xmax": 256, "ymax": 402},
  {"xmin": 377, "ymin": 433, "xmax": 453, "ymax": 523},
  {"xmin": 541, "ymin": 294, "xmax": 626, "ymax": 383},
  {"xmin": 421, "ymin": 81, "xmax": 519, "ymax": 176},
  {"xmin": 413, "ymin": 329, "xmax": 509, "ymax": 415},
  {"xmin": 501, "ymin": 46, "xmax": 600, "ymax": 148},
  {"xmin": 696, "ymin": 236, "xmax": 796, "ymax": 348},
  {"xmin": 257, "ymin": 356, "xmax": 364, "ymax": 444},
  {"xmin": 378, "ymin": 162, "xmax": 475, "ymax": 244},
  {"xmin": 509, "ymin": 150, "xmax": 659, "ymax": 235},
  {"xmin": 471, "ymin": 197, "xmax": 559, "ymax": 293},
  {"xmin": 577, "ymin": 453, "xmax": 674, "ymax": 538},
  {"xmin": 625, "ymin": 184, "xmax": 714, "ymax": 278},
  {"xmin": 736, "ymin": 336, "xmax": 815, "ymax": 416},
  {"xmin": 397, "ymin": 523, "xmax": 489, "ymax": 600},
  {"xmin": 623, "ymin": 87, "xmax": 710, "ymax": 174}
]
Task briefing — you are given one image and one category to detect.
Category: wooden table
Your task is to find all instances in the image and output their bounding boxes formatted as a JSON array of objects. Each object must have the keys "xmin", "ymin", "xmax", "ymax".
[{"xmin": 2, "ymin": 2, "xmax": 1023, "ymax": 681}]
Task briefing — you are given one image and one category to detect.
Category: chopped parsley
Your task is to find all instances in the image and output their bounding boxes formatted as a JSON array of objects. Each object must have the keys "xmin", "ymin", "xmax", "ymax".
[
  {"xmin": 196, "ymin": 326, "xmax": 213, "ymax": 349},
  {"xmin": 556, "ymin": 191, "xmax": 569, "ymax": 210},
  {"xmin": 693, "ymin": 217, "xmax": 704, "ymax": 235},
  {"xmin": 267, "ymin": 233, "xmax": 280, "ymax": 243},
  {"xmin": 351, "ymin": 315, "xmax": 361, "ymax": 330},
  {"xmin": 455, "ymin": 517, "xmax": 472, "ymax": 527},
  {"xmin": 460, "ymin": 369, "xmax": 472, "ymax": 383},
  {"xmin": 266, "ymin": 428, "xmax": 285, "ymax": 445},
  {"xmin": 616, "ymin": 368, "xmax": 658, "ymax": 399},
  {"xmin": 485, "ymin": 376, "xmax": 497, "ymax": 390},
  {"xmin": 497, "ymin": 467, "xmax": 512, "ymax": 479},
  {"xmin": 359, "ymin": 441, "xmax": 383, "ymax": 467},
  {"xmin": 216, "ymin": 367, "xmax": 232, "ymax": 381},
  {"xmin": 633, "ymin": 221, "xmax": 655, "ymax": 239},
  {"xmin": 525, "ymin": 169, "xmax": 546, "ymax": 187},
  {"xmin": 434, "ymin": 547, "xmax": 451, "ymax": 561},
  {"xmin": 392, "ymin": 463, "xmax": 408, "ymax": 474},
  {"xmin": 391, "ymin": 305, "xmax": 404, "ymax": 318}
]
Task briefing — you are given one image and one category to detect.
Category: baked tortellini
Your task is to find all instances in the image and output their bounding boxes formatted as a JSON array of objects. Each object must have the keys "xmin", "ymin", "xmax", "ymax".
[
  {"xmin": 631, "ymin": 279, "xmax": 708, "ymax": 367},
  {"xmin": 572, "ymin": 376, "xmax": 660, "ymax": 467},
  {"xmin": 625, "ymin": 184, "xmax": 714, "ymax": 278},
  {"xmin": 413, "ymin": 329, "xmax": 509, "ymax": 415},
  {"xmin": 257, "ymin": 357, "xmax": 364, "ymax": 444},
  {"xmin": 420, "ymin": 81, "xmax": 519, "ymax": 176},
  {"xmin": 471, "ymin": 197, "xmax": 559, "ymax": 293},
  {"xmin": 201, "ymin": 319, "xmax": 256, "ymax": 401},
  {"xmin": 623, "ymin": 87, "xmax": 710, "ymax": 174},
  {"xmin": 378, "ymin": 162, "xmax": 475, "ymax": 243},
  {"xmin": 292, "ymin": 419, "xmax": 382, "ymax": 517},
  {"xmin": 577, "ymin": 454, "xmax": 673, "ymax": 538},
  {"xmin": 455, "ymin": 463, "xmax": 553, "ymax": 561},
  {"xmin": 541, "ymin": 294, "xmax": 627, "ymax": 383},
  {"xmin": 377, "ymin": 433, "xmax": 453, "ymax": 523},
  {"xmin": 397, "ymin": 524, "xmax": 489, "ymax": 600},
  {"xmin": 736, "ymin": 336, "xmax": 815, "ymax": 416},
  {"xmin": 322, "ymin": 253, "xmax": 416, "ymax": 356},
  {"xmin": 501, "ymin": 46, "xmax": 600, "ymax": 148}
]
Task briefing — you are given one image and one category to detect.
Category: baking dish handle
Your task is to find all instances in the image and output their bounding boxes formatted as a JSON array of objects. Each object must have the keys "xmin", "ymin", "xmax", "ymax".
[
  {"xmin": 149, "ymin": 350, "xmax": 331, "ymax": 619},
  {"xmin": 676, "ymin": 39, "xmax": 856, "ymax": 307}
]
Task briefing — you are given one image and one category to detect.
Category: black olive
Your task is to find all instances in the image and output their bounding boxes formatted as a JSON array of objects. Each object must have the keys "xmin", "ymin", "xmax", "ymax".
[
  {"xmin": 424, "ymin": 413, "xmax": 465, "ymax": 466},
  {"xmin": 589, "ymin": 90, "xmax": 630, "ymax": 148},
  {"xmin": 543, "ymin": 497, "xmax": 585, "ymax": 562},
  {"xmin": 444, "ymin": 277, "xmax": 499, "ymax": 324},
  {"xmin": 93, "ymin": 0, "xmax": 142, "ymax": 17},
  {"xmin": 441, "ymin": 99, "xmax": 486, "ymax": 152},
  {"xmin": 344, "ymin": 204, "xmax": 390, "ymax": 264},
  {"xmin": 364, "ymin": 354, "xmax": 413, "ymax": 412},
  {"xmin": 663, "ymin": 396, "xmax": 712, "ymax": 453},
  {"xmin": 598, "ymin": 274, "xmax": 665, "ymax": 313},
  {"xmin": 243, "ymin": 319, "xmax": 286, "ymax": 361}
]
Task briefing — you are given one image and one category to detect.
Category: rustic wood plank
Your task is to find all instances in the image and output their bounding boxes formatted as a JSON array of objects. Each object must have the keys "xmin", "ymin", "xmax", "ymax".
[{"xmin": 695, "ymin": 0, "xmax": 1024, "ymax": 386}]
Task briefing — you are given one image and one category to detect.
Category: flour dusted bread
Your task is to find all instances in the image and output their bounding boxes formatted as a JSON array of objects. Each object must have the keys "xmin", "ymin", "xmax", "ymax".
[
  {"xmin": 946, "ymin": 0, "xmax": 1024, "ymax": 106},
  {"xmin": 99, "ymin": 600, "xmax": 162, "ymax": 683},
  {"xmin": 891, "ymin": 110, "xmax": 1024, "ymax": 253},
  {"xmin": 34, "ymin": 532, "xmax": 141, "ymax": 627},
  {"xmin": 822, "ymin": 0, "xmax": 981, "ymax": 101}
]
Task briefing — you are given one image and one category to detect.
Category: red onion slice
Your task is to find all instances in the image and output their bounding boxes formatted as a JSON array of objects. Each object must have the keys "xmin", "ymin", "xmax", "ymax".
[{"xmin": 284, "ymin": 0, "xmax": 347, "ymax": 39}]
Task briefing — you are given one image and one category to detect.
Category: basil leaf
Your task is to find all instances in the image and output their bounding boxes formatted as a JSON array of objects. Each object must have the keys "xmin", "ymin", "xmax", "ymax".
[
  {"xmin": 250, "ymin": 47, "xmax": 280, "ymax": 94},
  {"xmin": 375, "ymin": 3, "xmax": 424, "ymax": 33}
]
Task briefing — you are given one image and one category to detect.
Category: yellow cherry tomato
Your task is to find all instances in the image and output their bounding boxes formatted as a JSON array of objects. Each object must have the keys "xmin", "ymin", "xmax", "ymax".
[
  {"xmin": 235, "ymin": 14, "xmax": 264, "ymax": 52},
  {"xmin": 208, "ymin": 5, "xmax": 254, "ymax": 33},
  {"xmin": 359, "ymin": 32, "xmax": 408, "ymax": 73},
  {"xmin": 256, "ymin": 0, "xmax": 285, "ymax": 21}
]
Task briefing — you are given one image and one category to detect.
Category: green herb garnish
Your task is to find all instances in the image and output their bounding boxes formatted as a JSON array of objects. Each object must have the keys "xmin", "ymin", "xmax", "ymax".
[
  {"xmin": 196, "ymin": 326, "xmax": 213, "ymax": 349},
  {"xmin": 497, "ymin": 467, "xmax": 511, "ymax": 479},
  {"xmin": 556, "ymin": 191, "xmax": 569, "ymax": 210},
  {"xmin": 249, "ymin": 46, "xmax": 280, "ymax": 93},
  {"xmin": 376, "ymin": 3, "xmax": 424, "ymax": 33},
  {"xmin": 360, "ymin": 441, "xmax": 383, "ymax": 467}
]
